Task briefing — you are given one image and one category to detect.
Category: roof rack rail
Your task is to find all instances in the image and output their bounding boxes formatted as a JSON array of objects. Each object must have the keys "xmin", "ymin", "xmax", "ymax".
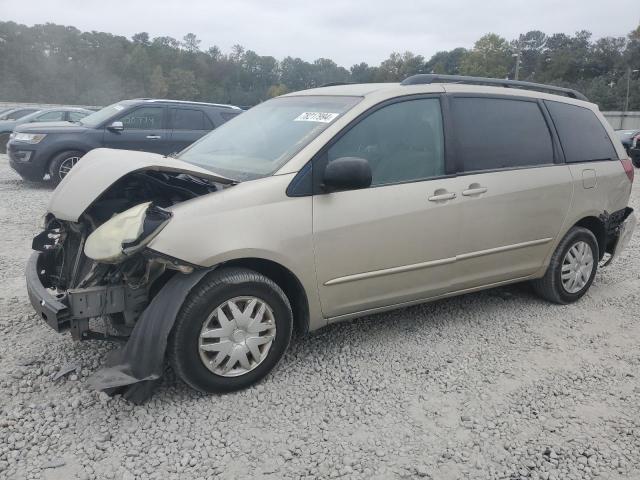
[
  {"xmin": 319, "ymin": 82, "xmax": 355, "ymax": 88},
  {"xmin": 400, "ymin": 74, "xmax": 588, "ymax": 101}
]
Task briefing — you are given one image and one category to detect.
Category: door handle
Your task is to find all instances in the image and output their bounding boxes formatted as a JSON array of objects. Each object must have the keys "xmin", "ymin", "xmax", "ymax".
[
  {"xmin": 146, "ymin": 135, "xmax": 161, "ymax": 139},
  {"xmin": 462, "ymin": 186, "xmax": 488, "ymax": 196},
  {"xmin": 428, "ymin": 192, "xmax": 456, "ymax": 202}
]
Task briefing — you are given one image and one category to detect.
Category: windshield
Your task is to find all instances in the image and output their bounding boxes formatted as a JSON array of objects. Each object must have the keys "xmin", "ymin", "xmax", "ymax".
[
  {"xmin": 79, "ymin": 101, "xmax": 134, "ymax": 128},
  {"xmin": 178, "ymin": 95, "xmax": 361, "ymax": 181}
]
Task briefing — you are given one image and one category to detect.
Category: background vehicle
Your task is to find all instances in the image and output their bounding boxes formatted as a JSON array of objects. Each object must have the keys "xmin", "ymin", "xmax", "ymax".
[
  {"xmin": 631, "ymin": 141, "xmax": 640, "ymax": 168},
  {"xmin": 26, "ymin": 76, "xmax": 635, "ymax": 398},
  {"xmin": 0, "ymin": 107, "xmax": 92, "ymax": 153},
  {"xmin": 615, "ymin": 129, "xmax": 640, "ymax": 155},
  {"xmin": 8, "ymin": 99, "xmax": 242, "ymax": 184},
  {"xmin": 0, "ymin": 107, "xmax": 40, "ymax": 121}
]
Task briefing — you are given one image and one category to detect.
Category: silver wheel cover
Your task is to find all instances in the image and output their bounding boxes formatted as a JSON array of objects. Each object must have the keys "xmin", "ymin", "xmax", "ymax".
[
  {"xmin": 198, "ymin": 296, "xmax": 276, "ymax": 377},
  {"xmin": 561, "ymin": 241, "xmax": 594, "ymax": 294}
]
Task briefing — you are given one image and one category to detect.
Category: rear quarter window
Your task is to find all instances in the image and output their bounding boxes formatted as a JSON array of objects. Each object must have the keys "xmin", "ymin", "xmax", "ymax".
[
  {"xmin": 219, "ymin": 111, "xmax": 241, "ymax": 123},
  {"xmin": 450, "ymin": 97, "xmax": 554, "ymax": 172},
  {"xmin": 545, "ymin": 101, "xmax": 618, "ymax": 163}
]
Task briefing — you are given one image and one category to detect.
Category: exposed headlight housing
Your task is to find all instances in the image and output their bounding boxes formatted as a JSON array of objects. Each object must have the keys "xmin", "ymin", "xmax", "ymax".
[
  {"xmin": 12, "ymin": 132, "xmax": 47, "ymax": 144},
  {"xmin": 84, "ymin": 202, "xmax": 172, "ymax": 263}
]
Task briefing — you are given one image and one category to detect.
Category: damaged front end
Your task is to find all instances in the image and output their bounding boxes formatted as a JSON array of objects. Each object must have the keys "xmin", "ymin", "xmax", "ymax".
[{"xmin": 27, "ymin": 159, "xmax": 229, "ymax": 342}]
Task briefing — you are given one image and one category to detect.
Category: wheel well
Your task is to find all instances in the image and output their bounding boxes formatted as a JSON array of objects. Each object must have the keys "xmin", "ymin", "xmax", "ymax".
[
  {"xmin": 574, "ymin": 216, "xmax": 606, "ymax": 259},
  {"xmin": 222, "ymin": 258, "xmax": 310, "ymax": 336}
]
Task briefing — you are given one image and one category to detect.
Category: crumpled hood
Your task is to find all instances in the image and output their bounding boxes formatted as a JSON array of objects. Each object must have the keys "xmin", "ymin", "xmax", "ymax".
[
  {"xmin": 48, "ymin": 148, "xmax": 235, "ymax": 222},
  {"xmin": 15, "ymin": 121, "xmax": 84, "ymax": 134}
]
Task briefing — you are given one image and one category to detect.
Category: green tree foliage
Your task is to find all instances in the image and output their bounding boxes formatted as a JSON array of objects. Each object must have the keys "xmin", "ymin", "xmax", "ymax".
[
  {"xmin": 460, "ymin": 34, "xmax": 512, "ymax": 78},
  {"xmin": 0, "ymin": 21, "xmax": 638, "ymax": 109}
]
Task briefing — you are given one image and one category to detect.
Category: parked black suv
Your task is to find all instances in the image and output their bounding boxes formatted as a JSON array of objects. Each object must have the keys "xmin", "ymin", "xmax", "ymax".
[{"xmin": 8, "ymin": 99, "xmax": 242, "ymax": 184}]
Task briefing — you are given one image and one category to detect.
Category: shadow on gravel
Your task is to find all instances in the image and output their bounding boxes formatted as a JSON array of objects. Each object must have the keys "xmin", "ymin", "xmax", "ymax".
[
  {"xmin": 155, "ymin": 281, "xmax": 539, "ymax": 402},
  {"xmin": 0, "ymin": 177, "xmax": 54, "ymax": 190}
]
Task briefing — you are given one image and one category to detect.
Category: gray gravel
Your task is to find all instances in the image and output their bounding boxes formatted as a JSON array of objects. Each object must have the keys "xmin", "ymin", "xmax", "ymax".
[{"xmin": 1, "ymin": 153, "xmax": 640, "ymax": 480}]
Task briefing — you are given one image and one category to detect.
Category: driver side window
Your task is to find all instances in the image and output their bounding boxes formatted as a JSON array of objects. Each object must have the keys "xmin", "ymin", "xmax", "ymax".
[
  {"xmin": 119, "ymin": 107, "xmax": 164, "ymax": 130},
  {"xmin": 327, "ymin": 98, "xmax": 445, "ymax": 186}
]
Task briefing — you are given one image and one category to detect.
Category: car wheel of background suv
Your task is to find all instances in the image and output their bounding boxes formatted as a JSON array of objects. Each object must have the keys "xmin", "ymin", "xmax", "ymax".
[
  {"xmin": 48, "ymin": 150, "xmax": 85, "ymax": 185},
  {"xmin": 168, "ymin": 267, "xmax": 293, "ymax": 393},
  {"xmin": 531, "ymin": 226, "xmax": 599, "ymax": 304}
]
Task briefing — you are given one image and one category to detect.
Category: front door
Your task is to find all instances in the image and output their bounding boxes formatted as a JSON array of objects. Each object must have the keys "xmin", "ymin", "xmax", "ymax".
[
  {"xmin": 312, "ymin": 97, "xmax": 461, "ymax": 319},
  {"xmin": 103, "ymin": 106, "xmax": 170, "ymax": 154}
]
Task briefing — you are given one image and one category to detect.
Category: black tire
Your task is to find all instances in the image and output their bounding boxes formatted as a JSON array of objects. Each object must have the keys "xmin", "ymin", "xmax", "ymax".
[
  {"xmin": 0, "ymin": 132, "xmax": 9, "ymax": 154},
  {"xmin": 531, "ymin": 226, "xmax": 599, "ymax": 304},
  {"xmin": 47, "ymin": 150, "xmax": 85, "ymax": 185},
  {"xmin": 168, "ymin": 267, "xmax": 293, "ymax": 394}
]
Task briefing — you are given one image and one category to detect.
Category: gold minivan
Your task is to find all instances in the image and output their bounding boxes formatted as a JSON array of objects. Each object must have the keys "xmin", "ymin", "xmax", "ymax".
[{"xmin": 26, "ymin": 75, "xmax": 636, "ymax": 399}]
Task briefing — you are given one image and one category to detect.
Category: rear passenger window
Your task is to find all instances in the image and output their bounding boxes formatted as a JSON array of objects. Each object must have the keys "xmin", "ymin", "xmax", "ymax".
[
  {"xmin": 170, "ymin": 108, "xmax": 213, "ymax": 130},
  {"xmin": 327, "ymin": 98, "xmax": 445, "ymax": 186},
  {"xmin": 451, "ymin": 97, "xmax": 554, "ymax": 172},
  {"xmin": 545, "ymin": 101, "xmax": 617, "ymax": 163}
]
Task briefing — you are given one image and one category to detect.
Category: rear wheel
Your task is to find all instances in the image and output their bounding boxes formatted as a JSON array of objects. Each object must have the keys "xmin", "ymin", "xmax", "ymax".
[
  {"xmin": 532, "ymin": 226, "xmax": 598, "ymax": 304},
  {"xmin": 48, "ymin": 150, "xmax": 84, "ymax": 185},
  {"xmin": 168, "ymin": 268, "xmax": 292, "ymax": 393}
]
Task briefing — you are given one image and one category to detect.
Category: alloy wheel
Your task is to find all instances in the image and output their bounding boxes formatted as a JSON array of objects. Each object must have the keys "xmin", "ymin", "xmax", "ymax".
[{"xmin": 58, "ymin": 156, "xmax": 80, "ymax": 180}]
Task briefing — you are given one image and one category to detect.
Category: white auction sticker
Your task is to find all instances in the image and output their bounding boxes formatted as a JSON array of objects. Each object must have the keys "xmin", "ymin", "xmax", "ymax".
[{"xmin": 294, "ymin": 112, "xmax": 339, "ymax": 123}]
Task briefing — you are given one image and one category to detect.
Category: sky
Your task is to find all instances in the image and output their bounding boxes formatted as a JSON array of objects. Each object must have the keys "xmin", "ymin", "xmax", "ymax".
[{"xmin": 1, "ymin": 0, "xmax": 638, "ymax": 66}]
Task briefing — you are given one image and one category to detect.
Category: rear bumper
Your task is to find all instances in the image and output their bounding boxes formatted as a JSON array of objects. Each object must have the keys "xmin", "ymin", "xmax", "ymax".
[
  {"xmin": 26, "ymin": 252, "xmax": 70, "ymax": 331},
  {"xmin": 605, "ymin": 207, "xmax": 636, "ymax": 265}
]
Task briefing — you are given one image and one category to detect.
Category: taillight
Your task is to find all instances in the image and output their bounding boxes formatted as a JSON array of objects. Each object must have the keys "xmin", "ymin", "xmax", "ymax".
[{"xmin": 621, "ymin": 158, "xmax": 634, "ymax": 183}]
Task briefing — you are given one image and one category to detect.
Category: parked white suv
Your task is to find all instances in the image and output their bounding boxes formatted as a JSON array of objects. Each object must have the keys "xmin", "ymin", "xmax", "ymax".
[{"xmin": 26, "ymin": 75, "xmax": 636, "ymax": 400}]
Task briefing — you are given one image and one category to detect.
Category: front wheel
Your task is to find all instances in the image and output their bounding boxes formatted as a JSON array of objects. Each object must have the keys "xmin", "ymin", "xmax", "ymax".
[
  {"xmin": 531, "ymin": 226, "xmax": 598, "ymax": 304},
  {"xmin": 168, "ymin": 268, "xmax": 293, "ymax": 393},
  {"xmin": 48, "ymin": 150, "xmax": 85, "ymax": 185}
]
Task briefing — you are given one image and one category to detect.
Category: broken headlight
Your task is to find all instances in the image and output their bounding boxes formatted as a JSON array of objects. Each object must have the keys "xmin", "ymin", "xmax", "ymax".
[{"xmin": 84, "ymin": 202, "xmax": 172, "ymax": 263}]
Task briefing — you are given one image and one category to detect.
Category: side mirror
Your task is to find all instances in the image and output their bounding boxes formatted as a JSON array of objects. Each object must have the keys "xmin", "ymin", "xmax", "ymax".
[
  {"xmin": 108, "ymin": 121, "xmax": 124, "ymax": 131},
  {"xmin": 322, "ymin": 157, "xmax": 372, "ymax": 192}
]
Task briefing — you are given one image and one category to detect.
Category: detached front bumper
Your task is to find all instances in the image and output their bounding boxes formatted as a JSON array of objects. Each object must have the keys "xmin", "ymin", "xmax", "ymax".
[{"xmin": 26, "ymin": 252, "xmax": 70, "ymax": 332}]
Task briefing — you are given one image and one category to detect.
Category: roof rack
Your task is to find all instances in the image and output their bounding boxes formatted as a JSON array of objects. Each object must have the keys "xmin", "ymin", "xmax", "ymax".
[
  {"xmin": 400, "ymin": 74, "xmax": 588, "ymax": 101},
  {"xmin": 136, "ymin": 99, "xmax": 241, "ymax": 110},
  {"xmin": 319, "ymin": 82, "xmax": 355, "ymax": 88}
]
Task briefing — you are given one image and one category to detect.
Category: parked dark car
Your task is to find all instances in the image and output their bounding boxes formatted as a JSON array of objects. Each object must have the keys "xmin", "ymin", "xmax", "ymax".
[
  {"xmin": 1, "ymin": 107, "xmax": 93, "ymax": 153},
  {"xmin": 615, "ymin": 129, "xmax": 640, "ymax": 153},
  {"xmin": 8, "ymin": 99, "xmax": 242, "ymax": 184}
]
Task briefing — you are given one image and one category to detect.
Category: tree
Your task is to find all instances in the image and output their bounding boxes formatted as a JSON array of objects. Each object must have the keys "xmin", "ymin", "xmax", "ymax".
[
  {"xmin": 182, "ymin": 33, "xmax": 201, "ymax": 53},
  {"xmin": 167, "ymin": 68, "xmax": 198, "ymax": 99},
  {"xmin": 149, "ymin": 66, "xmax": 168, "ymax": 97},
  {"xmin": 0, "ymin": 20, "xmax": 639, "ymax": 109},
  {"xmin": 132, "ymin": 32, "xmax": 150, "ymax": 46},
  {"xmin": 426, "ymin": 48, "xmax": 467, "ymax": 74},
  {"xmin": 460, "ymin": 34, "xmax": 512, "ymax": 78}
]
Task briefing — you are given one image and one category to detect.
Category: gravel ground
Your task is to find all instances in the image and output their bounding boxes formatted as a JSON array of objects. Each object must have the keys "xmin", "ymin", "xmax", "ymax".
[{"xmin": 1, "ymin": 154, "xmax": 639, "ymax": 480}]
